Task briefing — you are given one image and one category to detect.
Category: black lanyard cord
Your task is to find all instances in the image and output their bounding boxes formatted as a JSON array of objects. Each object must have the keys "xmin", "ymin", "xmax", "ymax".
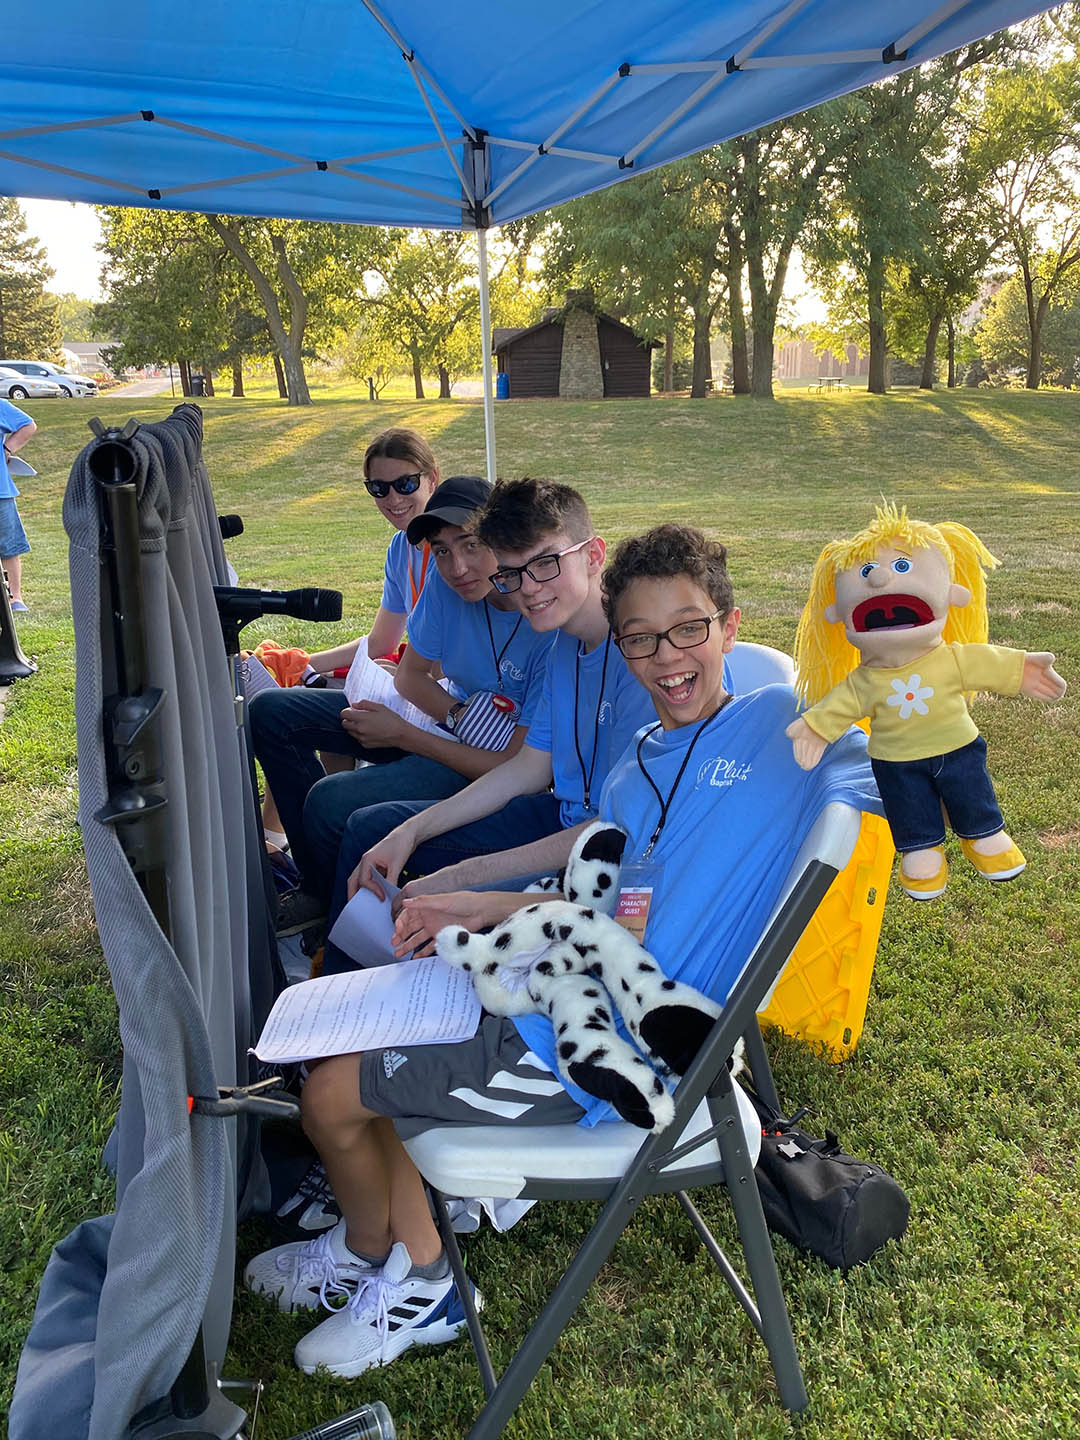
[
  {"xmin": 635, "ymin": 694, "xmax": 734, "ymax": 858},
  {"xmin": 484, "ymin": 604, "xmax": 524, "ymax": 691},
  {"xmin": 572, "ymin": 631, "xmax": 612, "ymax": 812}
]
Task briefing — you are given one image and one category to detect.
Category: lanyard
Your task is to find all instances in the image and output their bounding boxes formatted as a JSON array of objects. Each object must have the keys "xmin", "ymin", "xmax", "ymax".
[
  {"xmin": 634, "ymin": 695, "xmax": 733, "ymax": 859},
  {"xmin": 408, "ymin": 544, "xmax": 430, "ymax": 609},
  {"xmin": 572, "ymin": 632, "xmax": 612, "ymax": 812},
  {"xmin": 484, "ymin": 603, "xmax": 524, "ymax": 690}
]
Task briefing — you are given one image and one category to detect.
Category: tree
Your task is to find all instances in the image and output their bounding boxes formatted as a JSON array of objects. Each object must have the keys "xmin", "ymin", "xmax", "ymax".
[
  {"xmin": 976, "ymin": 266, "xmax": 1080, "ymax": 384},
  {"xmin": 0, "ymin": 197, "xmax": 62, "ymax": 359},
  {"xmin": 967, "ymin": 50, "xmax": 1080, "ymax": 387},
  {"xmin": 52, "ymin": 292, "xmax": 98, "ymax": 343}
]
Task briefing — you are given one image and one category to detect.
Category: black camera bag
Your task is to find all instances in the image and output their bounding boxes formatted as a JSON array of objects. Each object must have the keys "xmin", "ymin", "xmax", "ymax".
[{"xmin": 742, "ymin": 1084, "xmax": 910, "ymax": 1271}]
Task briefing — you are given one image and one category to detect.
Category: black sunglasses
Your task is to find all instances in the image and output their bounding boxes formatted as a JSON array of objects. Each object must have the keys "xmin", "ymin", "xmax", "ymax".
[{"xmin": 364, "ymin": 472, "xmax": 423, "ymax": 499}]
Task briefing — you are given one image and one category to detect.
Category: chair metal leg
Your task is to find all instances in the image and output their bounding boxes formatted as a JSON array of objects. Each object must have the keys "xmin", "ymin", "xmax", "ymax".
[
  {"xmin": 429, "ymin": 1186, "xmax": 498, "ymax": 1399},
  {"xmin": 464, "ymin": 1187, "xmax": 645, "ymax": 1440},
  {"xmin": 675, "ymin": 1190, "xmax": 762, "ymax": 1337},
  {"xmin": 742, "ymin": 1021, "xmax": 781, "ymax": 1115},
  {"xmin": 710, "ymin": 1077, "xmax": 809, "ymax": 1413}
]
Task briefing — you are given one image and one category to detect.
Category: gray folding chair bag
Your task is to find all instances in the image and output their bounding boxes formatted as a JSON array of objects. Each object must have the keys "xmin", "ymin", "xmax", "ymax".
[
  {"xmin": 406, "ymin": 800, "xmax": 863, "ymax": 1439},
  {"xmin": 11, "ymin": 407, "xmax": 276, "ymax": 1440}
]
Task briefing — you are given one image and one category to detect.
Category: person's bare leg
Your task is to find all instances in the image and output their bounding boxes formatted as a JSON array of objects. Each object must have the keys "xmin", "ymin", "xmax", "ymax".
[
  {"xmin": 301, "ymin": 1053, "xmax": 441, "ymax": 1264},
  {"xmin": 319, "ymin": 752, "xmax": 356, "ymax": 775},
  {"xmin": 262, "ymin": 784, "xmax": 283, "ymax": 835},
  {"xmin": 3, "ymin": 554, "xmax": 22, "ymax": 604}
]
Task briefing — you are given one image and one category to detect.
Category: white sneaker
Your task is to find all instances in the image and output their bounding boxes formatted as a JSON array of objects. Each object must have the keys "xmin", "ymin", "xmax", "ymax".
[
  {"xmin": 243, "ymin": 1218, "xmax": 379, "ymax": 1312},
  {"xmin": 293, "ymin": 1241, "xmax": 481, "ymax": 1378}
]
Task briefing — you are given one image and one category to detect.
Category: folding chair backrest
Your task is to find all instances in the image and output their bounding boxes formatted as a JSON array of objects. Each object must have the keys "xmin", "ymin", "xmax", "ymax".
[{"xmin": 728, "ymin": 640, "xmax": 795, "ymax": 692}]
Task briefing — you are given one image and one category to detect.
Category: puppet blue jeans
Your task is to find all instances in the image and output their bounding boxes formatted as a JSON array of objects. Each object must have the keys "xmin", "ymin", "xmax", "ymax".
[{"xmin": 870, "ymin": 735, "xmax": 1004, "ymax": 853}]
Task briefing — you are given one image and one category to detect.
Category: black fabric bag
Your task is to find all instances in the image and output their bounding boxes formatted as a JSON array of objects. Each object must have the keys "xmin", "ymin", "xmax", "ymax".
[{"xmin": 742, "ymin": 1084, "xmax": 910, "ymax": 1270}]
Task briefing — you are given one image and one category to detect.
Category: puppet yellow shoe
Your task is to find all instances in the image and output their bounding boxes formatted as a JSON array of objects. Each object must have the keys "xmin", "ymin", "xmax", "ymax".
[
  {"xmin": 899, "ymin": 847, "xmax": 948, "ymax": 901},
  {"xmin": 959, "ymin": 838, "xmax": 1026, "ymax": 882}
]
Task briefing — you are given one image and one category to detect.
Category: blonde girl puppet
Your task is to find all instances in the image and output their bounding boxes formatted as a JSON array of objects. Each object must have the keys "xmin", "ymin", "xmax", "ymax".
[{"xmin": 786, "ymin": 504, "xmax": 1066, "ymax": 900}]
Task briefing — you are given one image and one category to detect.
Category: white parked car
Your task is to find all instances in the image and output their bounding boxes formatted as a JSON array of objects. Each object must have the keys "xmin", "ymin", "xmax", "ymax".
[
  {"xmin": 0, "ymin": 365, "xmax": 63, "ymax": 400},
  {"xmin": 0, "ymin": 359, "xmax": 98, "ymax": 397}
]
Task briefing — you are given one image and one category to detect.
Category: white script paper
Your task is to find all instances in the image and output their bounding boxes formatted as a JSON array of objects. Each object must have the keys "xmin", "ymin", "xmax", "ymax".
[
  {"xmin": 253, "ymin": 956, "xmax": 481, "ymax": 1063},
  {"xmin": 343, "ymin": 640, "xmax": 457, "ymax": 739},
  {"xmin": 328, "ymin": 871, "xmax": 405, "ymax": 968}
]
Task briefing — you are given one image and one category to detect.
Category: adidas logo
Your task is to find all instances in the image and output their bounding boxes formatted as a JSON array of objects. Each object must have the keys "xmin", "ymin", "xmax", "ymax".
[{"xmin": 383, "ymin": 1049, "xmax": 409, "ymax": 1078}]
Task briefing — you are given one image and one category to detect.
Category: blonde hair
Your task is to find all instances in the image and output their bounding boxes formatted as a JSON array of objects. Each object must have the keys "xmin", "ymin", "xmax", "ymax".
[
  {"xmin": 363, "ymin": 427, "xmax": 437, "ymax": 479},
  {"xmin": 793, "ymin": 502, "xmax": 1000, "ymax": 706}
]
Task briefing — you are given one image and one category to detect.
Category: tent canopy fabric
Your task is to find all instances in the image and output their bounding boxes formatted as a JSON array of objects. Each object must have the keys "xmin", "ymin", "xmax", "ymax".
[{"xmin": 1, "ymin": 0, "xmax": 1050, "ymax": 231}]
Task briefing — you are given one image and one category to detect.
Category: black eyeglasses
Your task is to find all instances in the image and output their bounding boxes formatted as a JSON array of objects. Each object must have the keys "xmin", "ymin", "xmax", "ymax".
[
  {"xmin": 614, "ymin": 610, "xmax": 725, "ymax": 659},
  {"xmin": 489, "ymin": 538, "xmax": 594, "ymax": 594},
  {"xmin": 364, "ymin": 472, "xmax": 423, "ymax": 498}
]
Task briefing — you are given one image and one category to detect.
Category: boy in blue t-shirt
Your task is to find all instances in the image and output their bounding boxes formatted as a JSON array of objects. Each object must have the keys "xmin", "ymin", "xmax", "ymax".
[
  {"xmin": 243, "ymin": 524, "xmax": 879, "ymax": 1380},
  {"xmin": 340, "ymin": 479, "xmax": 658, "ymax": 909},
  {"xmin": 0, "ymin": 399, "xmax": 36, "ymax": 611}
]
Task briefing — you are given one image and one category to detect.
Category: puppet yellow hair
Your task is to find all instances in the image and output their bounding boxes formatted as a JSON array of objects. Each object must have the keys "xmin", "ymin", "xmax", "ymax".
[{"xmin": 793, "ymin": 503, "xmax": 1000, "ymax": 706}]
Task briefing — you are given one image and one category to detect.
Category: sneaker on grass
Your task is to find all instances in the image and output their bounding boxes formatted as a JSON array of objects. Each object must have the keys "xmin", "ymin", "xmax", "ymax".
[
  {"xmin": 293, "ymin": 1241, "xmax": 481, "ymax": 1378},
  {"xmin": 244, "ymin": 1218, "xmax": 378, "ymax": 1312}
]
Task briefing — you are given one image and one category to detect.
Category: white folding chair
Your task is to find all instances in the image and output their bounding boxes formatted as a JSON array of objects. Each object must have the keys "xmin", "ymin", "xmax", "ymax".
[
  {"xmin": 727, "ymin": 639, "xmax": 796, "ymax": 692},
  {"xmin": 405, "ymin": 800, "xmax": 864, "ymax": 1438}
]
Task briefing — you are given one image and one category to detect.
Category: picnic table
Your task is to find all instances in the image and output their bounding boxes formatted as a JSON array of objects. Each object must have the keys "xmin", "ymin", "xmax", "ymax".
[{"xmin": 809, "ymin": 375, "xmax": 847, "ymax": 393}]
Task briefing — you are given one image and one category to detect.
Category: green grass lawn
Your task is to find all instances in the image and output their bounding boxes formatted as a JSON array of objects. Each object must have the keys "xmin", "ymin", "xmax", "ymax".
[{"xmin": 2, "ymin": 386, "xmax": 1079, "ymax": 1440}]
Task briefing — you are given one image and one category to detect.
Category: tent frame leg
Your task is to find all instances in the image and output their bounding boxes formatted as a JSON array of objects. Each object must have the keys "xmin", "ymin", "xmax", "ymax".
[{"xmin": 478, "ymin": 227, "xmax": 497, "ymax": 484}]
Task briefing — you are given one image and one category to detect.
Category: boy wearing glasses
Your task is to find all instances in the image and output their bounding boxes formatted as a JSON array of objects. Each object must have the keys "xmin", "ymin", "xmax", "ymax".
[
  {"xmin": 242, "ymin": 525, "xmax": 877, "ymax": 1379},
  {"xmin": 324, "ymin": 478, "xmax": 660, "ymax": 936}
]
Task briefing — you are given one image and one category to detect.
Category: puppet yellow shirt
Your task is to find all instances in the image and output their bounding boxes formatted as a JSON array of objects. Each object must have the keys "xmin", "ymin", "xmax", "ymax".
[{"xmin": 802, "ymin": 643, "xmax": 1025, "ymax": 762}]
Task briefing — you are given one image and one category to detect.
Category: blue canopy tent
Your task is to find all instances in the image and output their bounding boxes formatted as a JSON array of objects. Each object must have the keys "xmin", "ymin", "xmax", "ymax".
[
  {"xmin": 0, "ymin": 0, "xmax": 1051, "ymax": 474},
  {"xmin": 4, "ymin": 4, "xmax": 1052, "ymax": 1439}
]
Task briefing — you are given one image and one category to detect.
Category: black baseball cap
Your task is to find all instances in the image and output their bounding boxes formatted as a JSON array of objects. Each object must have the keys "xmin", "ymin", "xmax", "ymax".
[{"xmin": 406, "ymin": 475, "xmax": 492, "ymax": 546}]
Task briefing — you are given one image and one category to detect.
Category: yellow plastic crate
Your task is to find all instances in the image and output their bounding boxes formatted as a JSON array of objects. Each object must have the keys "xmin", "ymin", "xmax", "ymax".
[{"xmin": 759, "ymin": 810, "xmax": 893, "ymax": 1060}]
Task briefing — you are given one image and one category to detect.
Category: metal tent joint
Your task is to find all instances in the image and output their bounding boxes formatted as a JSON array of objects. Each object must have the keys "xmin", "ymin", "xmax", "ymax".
[{"xmin": 190, "ymin": 1078, "xmax": 300, "ymax": 1120}]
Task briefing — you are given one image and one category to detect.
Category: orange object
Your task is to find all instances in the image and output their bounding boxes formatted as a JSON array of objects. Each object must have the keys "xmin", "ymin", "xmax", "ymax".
[{"xmin": 252, "ymin": 640, "xmax": 312, "ymax": 687}]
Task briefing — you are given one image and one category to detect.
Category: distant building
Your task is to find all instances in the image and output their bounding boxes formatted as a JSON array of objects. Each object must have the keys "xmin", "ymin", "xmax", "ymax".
[
  {"xmin": 63, "ymin": 342, "xmax": 116, "ymax": 376},
  {"xmin": 494, "ymin": 293, "xmax": 657, "ymax": 399},
  {"xmin": 773, "ymin": 338, "xmax": 868, "ymax": 381}
]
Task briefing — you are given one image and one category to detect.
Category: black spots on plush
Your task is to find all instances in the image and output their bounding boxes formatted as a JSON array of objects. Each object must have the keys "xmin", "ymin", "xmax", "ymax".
[
  {"xmin": 456, "ymin": 930, "xmax": 469, "ymax": 946},
  {"xmin": 558, "ymin": 1041, "xmax": 578, "ymax": 1059},
  {"xmin": 580, "ymin": 908, "xmax": 595, "ymax": 921},
  {"xmin": 494, "ymin": 932, "xmax": 512, "ymax": 950},
  {"xmin": 583, "ymin": 987, "xmax": 601, "ymax": 998},
  {"xmin": 588, "ymin": 959, "xmax": 603, "ymax": 976},
  {"xmin": 620, "ymin": 978, "xmax": 630, "ymax": 993},
  {"xmin": 635, "ymin": 993, "xmax": 643, "ymax": 1006},
  {"xmin": 596, "ymin": 871, "xmax": 613, "ymax": 890},
  {"xmin": 483, "ymin": 961, "xmax": 499, "ymax": 976},
  {"xmin": 547, "ymin": 1000, "xmax": 555, "ymax": 1015},
  {"xmin": 661, "ymin": 979, "xmax": 676, "ymax": 991},
  {"xmin": 542, "ymin": 920, "xmax": 556, "ymax": 940},
  {"xmin": 584, "ymin": 1019, "xmax": 608, "ymax": 1031},
  {"xmin": 591, "ymin": 1007, "xmax": 611, "ymax": 1024},
  {"xmin": 462, "ymin": 961, "xmax": 472, "ymax": 972},
  {"xmin": 562, "ymin": 956, "xmax": 574, "ymax": 971},
  {"xmin": 574, "ymin": 943, "xmax": 599, "ymax": 959},
  {"xmin": 652, "ymin": 1078, "xmax": 665, "ymax": 1095},
  {"xmin": 582, "ymin": 1046, "xmax": 609, "ymax": 1067},
  {"xmin": 593, "ymin": 889, "xmax": 603, "ymax": 898},
  {"xmin": 632, "ymin": 1056, "xmax": 646, "ymax": 1065},
  {"xmin": 637, "ymin": 961, "xmax": 655, "ymax": 973},
  {"xmin": 580, "ymin": 827, "xmax": 627, "ymax": 866},
  {"xmin": 567, "ymin": 887, "xmax": 578, "ymax": 902},
  {"xmin": 557, "ymin": 1022, "xmax": 569, "ymax": 1036},
  {"xmin": 525, "ymin": 905, "xmax": 540, "ymax": 915},
  {"xmin": 558, "ymin": 924, "xmax": 574, "ymax": 941},
  {"xmin": 536, "ymin": 960, "xmax": 555, "ymax": 976}
]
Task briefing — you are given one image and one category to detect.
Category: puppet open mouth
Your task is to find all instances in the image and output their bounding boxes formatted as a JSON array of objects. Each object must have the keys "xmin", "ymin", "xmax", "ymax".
[{"xmin": 851, "ymin": 594, "xmax": 936, "ymax": 632}]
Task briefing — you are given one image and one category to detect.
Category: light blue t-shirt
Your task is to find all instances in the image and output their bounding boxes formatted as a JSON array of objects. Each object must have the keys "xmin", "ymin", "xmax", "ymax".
[
  {"xmin": 0, "ymin": 399, "xmax": 32, "ymax": 500},
  {"xmin": 380, "ymin": 529, "xmax": 430, "ymax": 618},
  {"xmin": 524, "ymin": 633, "xmax": 658, "ymax": 826},
  {"xmin": 407, "ymin": 580, "xmax": 554, "ymax": 725},
  {"xmin": 514, "ymin": 684, "xmax": 882, "ymax": 1124}
]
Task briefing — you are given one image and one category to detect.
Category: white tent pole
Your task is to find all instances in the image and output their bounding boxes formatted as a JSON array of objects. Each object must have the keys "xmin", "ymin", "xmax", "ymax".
[{"xmin": 478, "ymin": 227, "xmax": 497, "ymax": 485}]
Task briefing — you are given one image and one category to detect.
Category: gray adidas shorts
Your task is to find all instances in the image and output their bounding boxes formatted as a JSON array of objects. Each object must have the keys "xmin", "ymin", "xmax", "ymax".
[{"xmin": 360, "ymin": 1013, "xmax": 585, "ymax": 1140}]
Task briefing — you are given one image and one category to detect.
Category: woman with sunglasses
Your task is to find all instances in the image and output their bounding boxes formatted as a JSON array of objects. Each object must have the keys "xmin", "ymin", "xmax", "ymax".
[{"xmin": 251, "ymin": 427, "xmax": 440, "ymax": 877}]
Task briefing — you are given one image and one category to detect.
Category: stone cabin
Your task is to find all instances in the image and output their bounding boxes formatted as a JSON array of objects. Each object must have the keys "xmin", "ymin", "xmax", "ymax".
[{"xmin": 493, "ymin": 294, "xmax": 657, "ymax": 399}]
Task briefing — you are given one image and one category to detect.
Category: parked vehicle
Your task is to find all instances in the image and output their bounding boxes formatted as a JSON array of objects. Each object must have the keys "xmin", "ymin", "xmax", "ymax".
[
  {"xmin": 0, "ymin": 365, "xmax": 63, "ymax": 400},
  {"xmin": 0, "ymin": 359, "xmax": 98, "ymax": 397}
]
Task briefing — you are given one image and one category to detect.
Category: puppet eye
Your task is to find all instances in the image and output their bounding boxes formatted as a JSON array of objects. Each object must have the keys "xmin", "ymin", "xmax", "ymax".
[
  {"xmin": 891, "ymin": 557, "xmax": 911, "ymax": 574},
  {"xmin": 859, "ymin": 562, "xmax": 878, "ymax": 579}
]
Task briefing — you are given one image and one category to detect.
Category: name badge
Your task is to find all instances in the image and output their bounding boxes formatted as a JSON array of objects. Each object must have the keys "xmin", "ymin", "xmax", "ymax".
[{"xmin": 614, "ymin": 861, "xmax": 664, "ymax": 944}]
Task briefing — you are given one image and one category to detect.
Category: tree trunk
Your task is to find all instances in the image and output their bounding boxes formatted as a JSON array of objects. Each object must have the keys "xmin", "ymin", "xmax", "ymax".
[
  {"xmin": 231, "ymin": 360, "xmax": 245, "ymax": 397},
  {"xmin": 202, "ymin": 368, "xmax": 216, "ymax": 398},
  {"xmin": 866, "ymin": 249, "xmax": 887, "ymax": 394},
  {"xmin": 438, "ymin": 364, "xmax": 452, "ymax": 399},
  {"xmin": 946, "ymin": 316, "xmax": 956, "ymax": 388},
  {"xmin": 1027, "ymin": 293, "xmax": 1047, "ymax": 389},
  {"xmin": 920, "ymin": 312, "xmax": 943, "ymax": 390},
  {"xmin": 663, "ymin": 330, "xmax": 674, "ymax": 392},
  {"xmin": 206, "ymin": 216, "xmax": 312, "ymax": 405},
  {"xmin": 368, "ymin": 377, "xmax": 377, "ymax": 401},
  {"xmin": 690, "ymin": 299, "xmax": 713, "ymax": 399},
  {"xmin": 178, "ymin": 358, "xmax": 192, "ymax": 396},
  {"xmin": 411, "ymin": 350, "xmax": 425, "ymax": 400},
  {"xmin": 272, "ymin": 351, "xmax": 289, "ymax": 399}
]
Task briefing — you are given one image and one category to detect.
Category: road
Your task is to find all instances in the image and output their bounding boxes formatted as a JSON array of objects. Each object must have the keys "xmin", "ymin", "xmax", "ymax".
[{"xmin": 108, "ymin": 376, "xmax": 175, "ymax": 399}]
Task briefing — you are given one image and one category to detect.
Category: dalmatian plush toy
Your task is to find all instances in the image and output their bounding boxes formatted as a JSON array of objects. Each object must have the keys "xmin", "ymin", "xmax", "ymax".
[{"xmin": 435, "ymin": 822, "xmax": 742, "ymax": 1130}]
